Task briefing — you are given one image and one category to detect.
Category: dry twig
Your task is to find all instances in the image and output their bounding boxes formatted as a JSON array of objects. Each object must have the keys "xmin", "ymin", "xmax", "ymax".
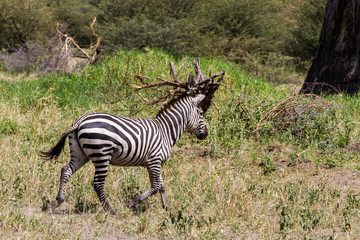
[
  {"xmin": 56, "ymin": 17, "xmax": 101, "ymax": 64},
  {"xmin": 103, "ymin": 58, "xmax": 225, "ymax": 112},
  {"xmin": 236, "ymin": 99, "xmax": 251, "ymax": 121}
]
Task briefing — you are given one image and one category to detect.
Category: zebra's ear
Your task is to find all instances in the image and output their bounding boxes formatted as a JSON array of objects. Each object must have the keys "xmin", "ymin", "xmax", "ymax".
[{"xmin": 191, "ymin": 94, "xmax": 206, "ymax": 105}]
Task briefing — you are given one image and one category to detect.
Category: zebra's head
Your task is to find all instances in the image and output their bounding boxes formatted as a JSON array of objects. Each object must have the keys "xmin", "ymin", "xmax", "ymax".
[{"xmin": 186, "ymin": 94, "xmax": 208, "ymax": 140}]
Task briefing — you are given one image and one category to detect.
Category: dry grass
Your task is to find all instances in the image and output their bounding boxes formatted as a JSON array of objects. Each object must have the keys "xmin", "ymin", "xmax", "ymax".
[
  {"xmin": 1, "ymin": 97, "xmax": 360, "ymax": 239},
  {"xmin": 0, "ymin": 72, "xmax": 38, "ymax": 82}
]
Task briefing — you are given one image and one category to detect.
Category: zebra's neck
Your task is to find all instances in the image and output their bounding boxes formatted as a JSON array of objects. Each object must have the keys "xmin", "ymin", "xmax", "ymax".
[{"xmin": 155, "ymin": 97, "xmax": 190, "ymax": 147}]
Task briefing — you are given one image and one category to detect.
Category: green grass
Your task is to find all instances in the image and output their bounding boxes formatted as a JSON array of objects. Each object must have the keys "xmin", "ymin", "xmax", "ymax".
[{"xmin": 1, "ymin": 48, "xmax": 360, "ymax": 239}]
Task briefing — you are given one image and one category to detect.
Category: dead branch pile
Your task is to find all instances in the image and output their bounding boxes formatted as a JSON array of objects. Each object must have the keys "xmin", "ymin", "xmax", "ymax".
[
  {"xmin": 0, "ymin": 18, "xmax": 101, "ymax": 74},
  {"xmin": 253, "ymin": 94, "xmax": 336, "ymax": 137}
]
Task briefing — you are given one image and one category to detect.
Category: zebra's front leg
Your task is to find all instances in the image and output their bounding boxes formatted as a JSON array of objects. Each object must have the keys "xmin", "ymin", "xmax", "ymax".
[
  {"xmin": 128, "ymin": 163, "xmax": 162, "ymax": 208},
  {"xmin": 159, "ymin": 173, "xmax": 168, "ymax": 210},
  {"xmin": 92, "ymin": 159, "xmax": 117, "ymax": 215}
]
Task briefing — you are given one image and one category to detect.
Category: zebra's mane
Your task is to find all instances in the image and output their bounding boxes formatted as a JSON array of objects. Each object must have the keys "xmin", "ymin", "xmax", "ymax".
[{"xmin": 156, "ymin": 95, "xmax": 189, "ymax": 118}]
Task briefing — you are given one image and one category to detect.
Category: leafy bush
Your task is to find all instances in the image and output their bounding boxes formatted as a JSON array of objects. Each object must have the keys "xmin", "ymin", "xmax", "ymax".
[
  {"xmin": 289, "ymin": 0, "xmax": 327, "ymax": 62},
  {"xmin": 0, "ymin": 1, "xmax": 327, "ymax": 75},
  {"xmin": 0, "ymin": 0, "xmax": 54, "ymax": 50}
]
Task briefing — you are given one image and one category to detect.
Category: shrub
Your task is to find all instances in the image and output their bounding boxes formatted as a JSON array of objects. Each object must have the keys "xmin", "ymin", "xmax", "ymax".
[
  {"xmin": 0, "ymin": 0, "xmax": 55, "ymax": 50},
  {"xmin": 289, "ymin": 0, "xmax": 327, "ymax": 61}
]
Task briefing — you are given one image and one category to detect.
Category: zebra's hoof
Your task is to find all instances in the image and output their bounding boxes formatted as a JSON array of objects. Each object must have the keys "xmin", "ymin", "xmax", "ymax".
[
  {"xmin": 109, "ymin": 209, "xmax": 117, "ymax": 215},
  {"xmin": 162, "ymin": 204, "xmax": 168, "ymax": 211},
  {"xmin": 127, "ymin": 198, "xmax": 140, "ymax": 209},
  {"xmin": 161, "ymin": 198, "xmax": 169, "ymax": 210},
  {"xmin": 50, "ymin": 200, "xmax": 61, "ymax": 210},
  {"xmin": 127, "ymin": 199, "xmax": 136, "ymax": 208}
]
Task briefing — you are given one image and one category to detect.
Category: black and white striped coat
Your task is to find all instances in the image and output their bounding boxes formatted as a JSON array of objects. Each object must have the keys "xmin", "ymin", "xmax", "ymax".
[{"xmin": 39, "ymin": 94, "xmax": 207, "ymax": 215}]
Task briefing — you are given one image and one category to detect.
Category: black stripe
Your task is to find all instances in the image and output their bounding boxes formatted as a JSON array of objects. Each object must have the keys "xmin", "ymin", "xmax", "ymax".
[
  {"xmin": 83, "ymin": 143, "xmax": 112, "ymax": 149},
  {"xmin": 158, "ymin": 114, "xmax": 176, "ymax": 144},
  {"xmin": 79, "ymin": 132, "xmax": 122, "ymax": 146},
  {"xmin": 69, "ymin": 159, "xmax": 76, "ymax": 172},
  {"xmin": 95, "ymin": 170, "xmax": 108, "ymax": 175},
  {"xmin": 85, "ymin": 115, "xmax": 140, "ymax": 135},
  {"xmin": 163, "ymin": 107, "xmax": 179, "ymax": 141}
]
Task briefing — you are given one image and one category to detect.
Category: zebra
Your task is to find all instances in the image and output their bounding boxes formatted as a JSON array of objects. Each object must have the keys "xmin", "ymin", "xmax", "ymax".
[{"xmin": 39, "ymin": 94, "xmax": 208, "ymax": 215}]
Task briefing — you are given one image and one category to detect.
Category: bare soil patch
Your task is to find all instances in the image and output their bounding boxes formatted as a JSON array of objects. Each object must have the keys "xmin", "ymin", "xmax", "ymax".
[{"xmin": 274, "ymin": 156, "xmax": 360, "ymax": 195}]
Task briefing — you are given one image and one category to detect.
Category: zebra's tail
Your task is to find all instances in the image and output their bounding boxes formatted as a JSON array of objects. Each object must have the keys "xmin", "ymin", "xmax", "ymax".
[
  {"xmin": 38, "ymin": 131, "xmax": 71, "ymax": 161},
  {"xmin": 39, "ymin": 112, "xmax": 98, "ymax": 161}
]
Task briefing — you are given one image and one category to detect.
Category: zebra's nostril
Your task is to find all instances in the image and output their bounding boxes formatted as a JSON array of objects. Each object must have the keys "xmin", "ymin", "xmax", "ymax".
[{"xmin": 197, "ymin": 132, "xmax": 207, "ymax": 140}]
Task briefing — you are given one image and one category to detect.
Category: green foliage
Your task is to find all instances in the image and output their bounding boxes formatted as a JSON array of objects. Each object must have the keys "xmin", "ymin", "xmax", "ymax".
[
  {"xmin": 212, "ymin": 0, "xmax": 274, "ymax": 38},
  {"xmin": 277, "ymin": 182, "xmax": 327, "ymax": 236},
  {"xmin": 0, "ymin": 0, "xmax": 328, "ymax": 80},
  {"xmin": 289, "ymin": 0, "xmax": 327, "ymax": 62},
  {"xmin": 50, "ymin": 0, "xmax": 101, "ymax": 46},
  {"xmin": 72, "ymin": 181, "xmax": 98, "ymax": 214},
  {"xmin": 213, "ymin": 91, "xmax": 354, "ymax": 151},
  {"xmin": 96, "ymin": 0, "xmax": 210, "ymax": 56},
  {"xmin": 0, "ymin": 0, "xmax": 54, "ymax": 49}
]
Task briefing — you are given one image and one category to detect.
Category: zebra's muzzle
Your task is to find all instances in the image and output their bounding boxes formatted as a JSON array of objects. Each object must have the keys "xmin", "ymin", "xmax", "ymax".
[{"xmin": 196, "ymin": 127, "xmax": 208, "ymax": 140}]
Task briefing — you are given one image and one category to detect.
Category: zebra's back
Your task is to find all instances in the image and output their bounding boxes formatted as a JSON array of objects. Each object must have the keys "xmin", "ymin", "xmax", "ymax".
[{"xmin": 76, "ymin": 113, "xmax": 161, "ymax": 166}]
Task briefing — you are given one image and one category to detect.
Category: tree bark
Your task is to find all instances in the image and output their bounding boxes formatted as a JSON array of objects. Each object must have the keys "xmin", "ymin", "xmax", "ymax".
[{"xmin": 300, "ymin": 0, "xmax": 360, "ymax": 95}]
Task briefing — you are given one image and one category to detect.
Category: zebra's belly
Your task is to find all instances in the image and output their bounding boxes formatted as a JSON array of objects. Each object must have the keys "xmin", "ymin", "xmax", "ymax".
[
  {"xmin": 80, "ymin": 141, "xmax": 148, "ymax": 167},
  {"xmin": 110, "ymin": 155, "xmax": 147, "ymax": 166}
]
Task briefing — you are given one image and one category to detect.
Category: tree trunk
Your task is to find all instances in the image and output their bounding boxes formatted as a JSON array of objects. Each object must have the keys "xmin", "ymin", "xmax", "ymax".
[{"xmin": 300, "ymin": 0, "xmax": 360, "ymax": 95}]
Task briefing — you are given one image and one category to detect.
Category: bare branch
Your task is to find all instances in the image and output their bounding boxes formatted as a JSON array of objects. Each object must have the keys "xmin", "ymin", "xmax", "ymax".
[
  {"xmin": 56, "ymin": 17, "xmax": 101, "ymax": 64},
  {"xmin": 129, "ymin": 62, "xmax": 148, "ymax": 85},
  {"xmin": 193, "ymin": 58, "xmax": 206, "ymax": 84},
  {"xmin": 211, "ymin": 100, "xmax": 221, "ymax": 115},
  {"xmin": 169, "ymin": 61, "xmax": 179, "ymax": 82},
  {"xmin": 236, "ymin": 99, "xmax": 251, "ymax": 121},
  {"xmin": 130, "ymin": 79, "xmax": 187, "ymax": 89},
  {"xmin": 56, "ymin": 27, "xmax": 91, "ymax": 59},
  {"xmin": 196, "ymin": 70, "xmax": 225, "ymax": 86},
  {"xmin": 89, "ymin": 17, "xmax": 102, "ymax": 63}
]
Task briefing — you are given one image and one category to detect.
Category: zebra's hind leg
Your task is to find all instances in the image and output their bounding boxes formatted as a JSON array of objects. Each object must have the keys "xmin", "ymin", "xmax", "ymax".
[
  {"xmin": 51, "ymin": 133, "xmax": 89, "ymax": 211},
  {"xmin": 51, "ymin": 156, "xmax": 89, "ymax": 211},
  {"xmin": 91, "ymin": 158, "xmax": 117, "ymax": 215}
]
